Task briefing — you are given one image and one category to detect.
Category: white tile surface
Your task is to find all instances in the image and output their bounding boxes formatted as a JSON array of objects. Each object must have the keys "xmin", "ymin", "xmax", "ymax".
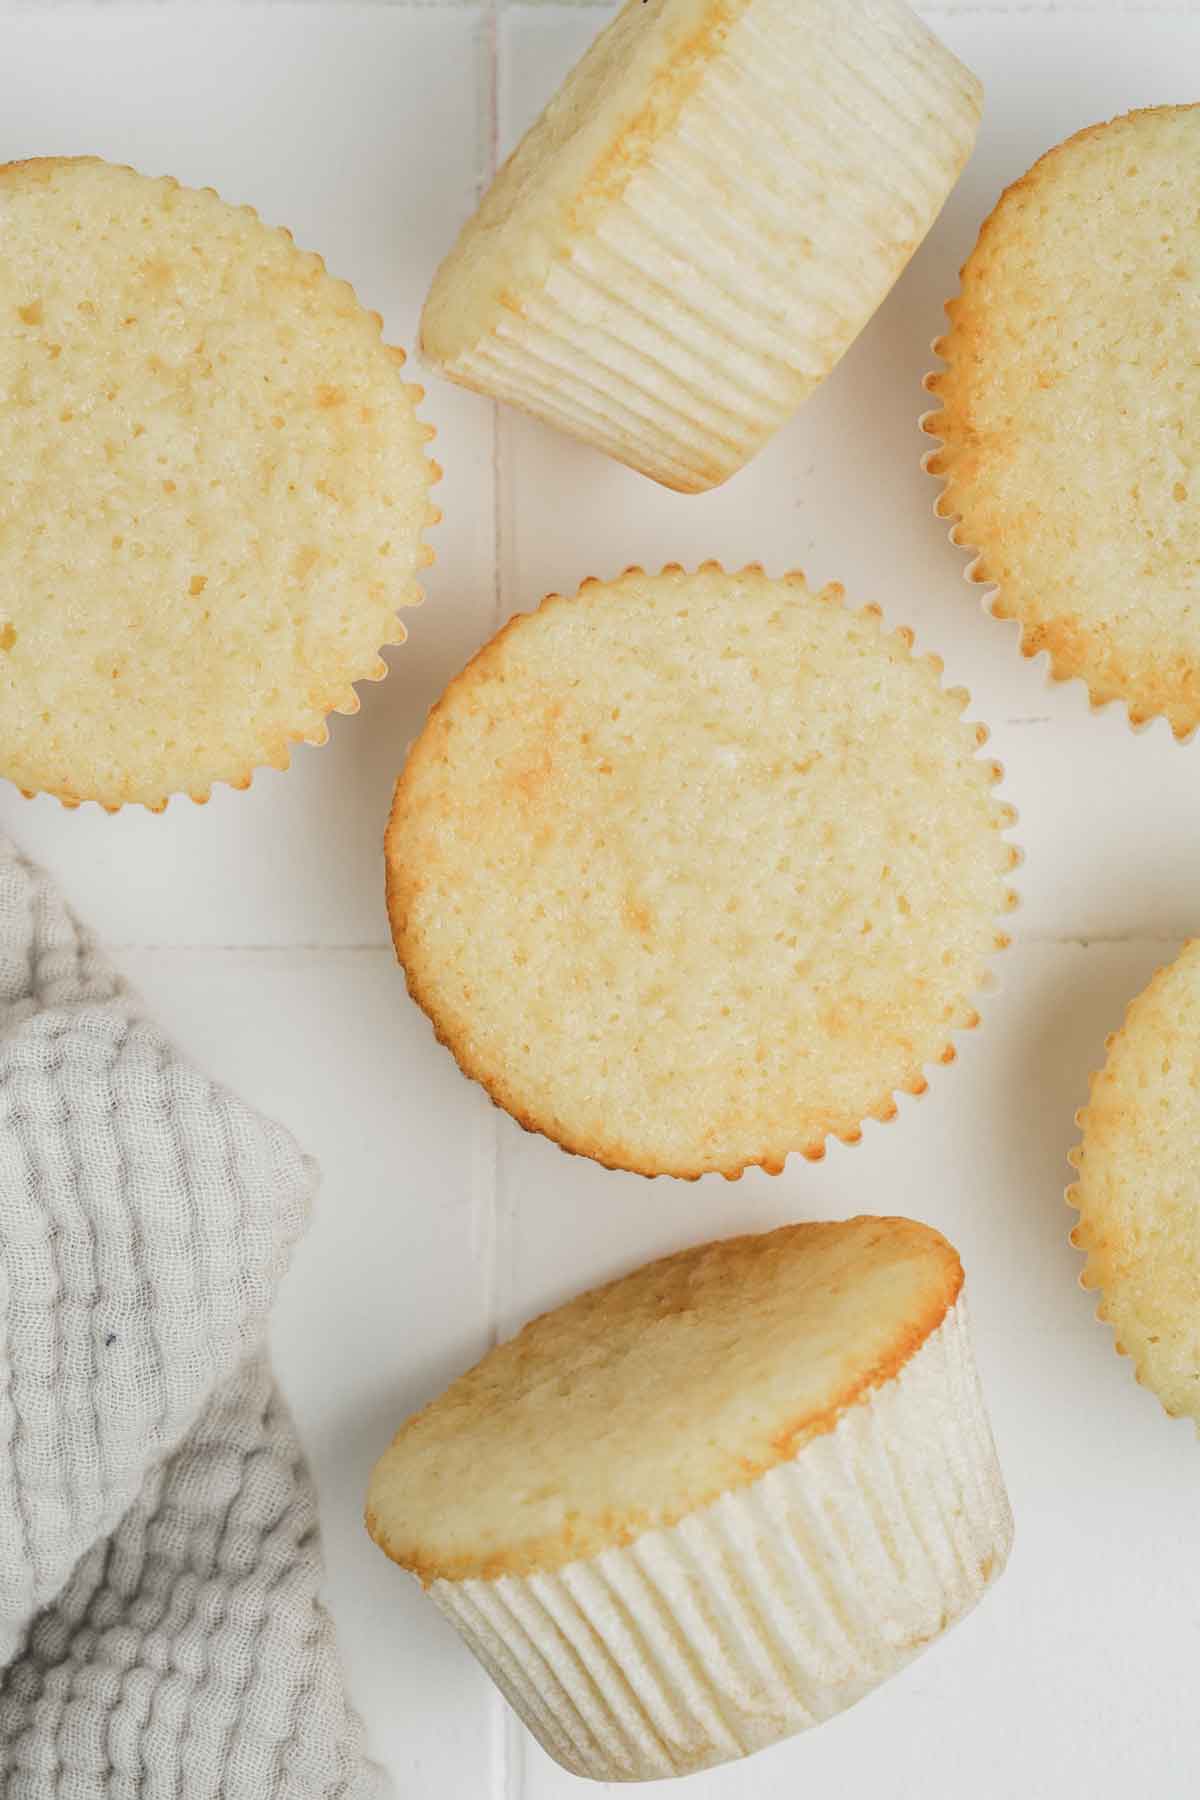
[{"xmin": 5, "ymin": 5, "xmax": 1200, "ymax": 1799}]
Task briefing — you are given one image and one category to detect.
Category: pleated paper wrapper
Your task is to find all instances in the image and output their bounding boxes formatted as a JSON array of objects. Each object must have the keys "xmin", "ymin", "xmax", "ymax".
[{"xmin": 430, "ymin": 1297, "xmax": 1012, "ymax": 1782}]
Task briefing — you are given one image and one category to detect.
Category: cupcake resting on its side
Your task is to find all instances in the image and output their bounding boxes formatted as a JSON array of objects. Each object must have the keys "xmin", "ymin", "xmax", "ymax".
[
  {"xmin": 422, "ymin": 0, "xmax": 982, "ymax": 491},
  {"xmin": 386, "ymin": 564, "xmax": 1019, "ymax": 1179},
  {"xmin": 0, "ymin": 157, "xmax": 440, "ymax": 811},
  {"xmin": 925, "ymin": 106, "xmax": 1200, "ymax": 737},
  {"xmin": 366, "ymin": 1216, "xmax": 1013, "ymax": 1783},
  {"xmin": 1070, "ymin": 941, "xmax": 1200, "ymax": 1423}
]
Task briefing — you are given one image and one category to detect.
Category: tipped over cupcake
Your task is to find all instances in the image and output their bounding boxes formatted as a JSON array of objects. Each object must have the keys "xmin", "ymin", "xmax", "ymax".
[
  {"xmin": 366, "ymin": 1216, "xmax": 1013, "ymax": 1782},
  {"xmin": 422, "ymin": 0, "xmax": 982, "ymax": 490}
]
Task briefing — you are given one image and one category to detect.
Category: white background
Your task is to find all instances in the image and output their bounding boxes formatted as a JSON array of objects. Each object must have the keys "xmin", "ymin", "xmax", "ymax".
[{"xmin": 3, "ymin": 3, "xmax": 1200, "ymax": 1796}]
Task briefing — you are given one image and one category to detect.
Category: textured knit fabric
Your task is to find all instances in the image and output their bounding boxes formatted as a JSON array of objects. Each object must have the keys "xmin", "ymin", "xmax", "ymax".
[{"xmin": 0, "ymin": 839, "xmax": 386, "ymax": 1798}]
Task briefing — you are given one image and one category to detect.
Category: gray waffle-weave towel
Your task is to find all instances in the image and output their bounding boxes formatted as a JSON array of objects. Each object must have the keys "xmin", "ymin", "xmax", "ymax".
[{"xmin": 0, "ymin": 838, "xmax": 386, "ymax": 1799}]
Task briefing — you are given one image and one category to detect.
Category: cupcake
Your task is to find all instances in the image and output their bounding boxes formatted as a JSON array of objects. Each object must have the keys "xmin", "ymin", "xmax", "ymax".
[
  {"xmin": 366, "ymin": 1216, "xmax": 1013, "ymax": 1783},
  {"xmin": 925, "ymin": 106, "xmax": 1200, "ymax": 737},
  {"xmin": 421, "ymin": 0, "xmax": 982, "ymax": 492},
  {"xmin": 386, "ymin": 564, "xmax": 1019, "ymax": 1179},
  {"xmin": 0, "ymin": 157, "xmax": 440, "ymax": 811},
  {"xmin": 1069, "ymin": 941, "xmax": 1200, "ymax": 1422}
]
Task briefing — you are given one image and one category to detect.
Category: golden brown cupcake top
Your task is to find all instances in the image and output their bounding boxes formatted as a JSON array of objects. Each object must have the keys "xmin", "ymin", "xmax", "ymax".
[
  {"xmin": 386, "ymin": 565, "xmax": 1017, "ymax": 1178},
  {"xmin": 1071, "ymin": 940, "xmax": 1200, "ymax": 1422},
  {"xmin": 0, "ymin": 157, "xmax": 438, "ymax": 810},
  {"xmin": 926, "ymin": 105, "xmax": 1200, "ymax": 737},
  {"xmin": 366, "ymin": 1216, "xmax": 963, "ymax": 1583}
]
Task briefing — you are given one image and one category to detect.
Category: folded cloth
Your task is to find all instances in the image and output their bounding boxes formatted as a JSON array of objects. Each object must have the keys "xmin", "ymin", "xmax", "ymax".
[{"xmin": 0, "ymin": 839, "xmax": 385, "ymax": 1799}]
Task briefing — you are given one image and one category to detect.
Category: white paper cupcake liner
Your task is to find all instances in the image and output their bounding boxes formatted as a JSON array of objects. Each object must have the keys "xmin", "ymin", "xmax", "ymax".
[
  {"xmin": 439, "ymin": 0, "xmax": 982, "ymax": 492},
  {"xmin": 429, "ymin": 1296, "xmax": 1011, "ymax": 1782}
]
